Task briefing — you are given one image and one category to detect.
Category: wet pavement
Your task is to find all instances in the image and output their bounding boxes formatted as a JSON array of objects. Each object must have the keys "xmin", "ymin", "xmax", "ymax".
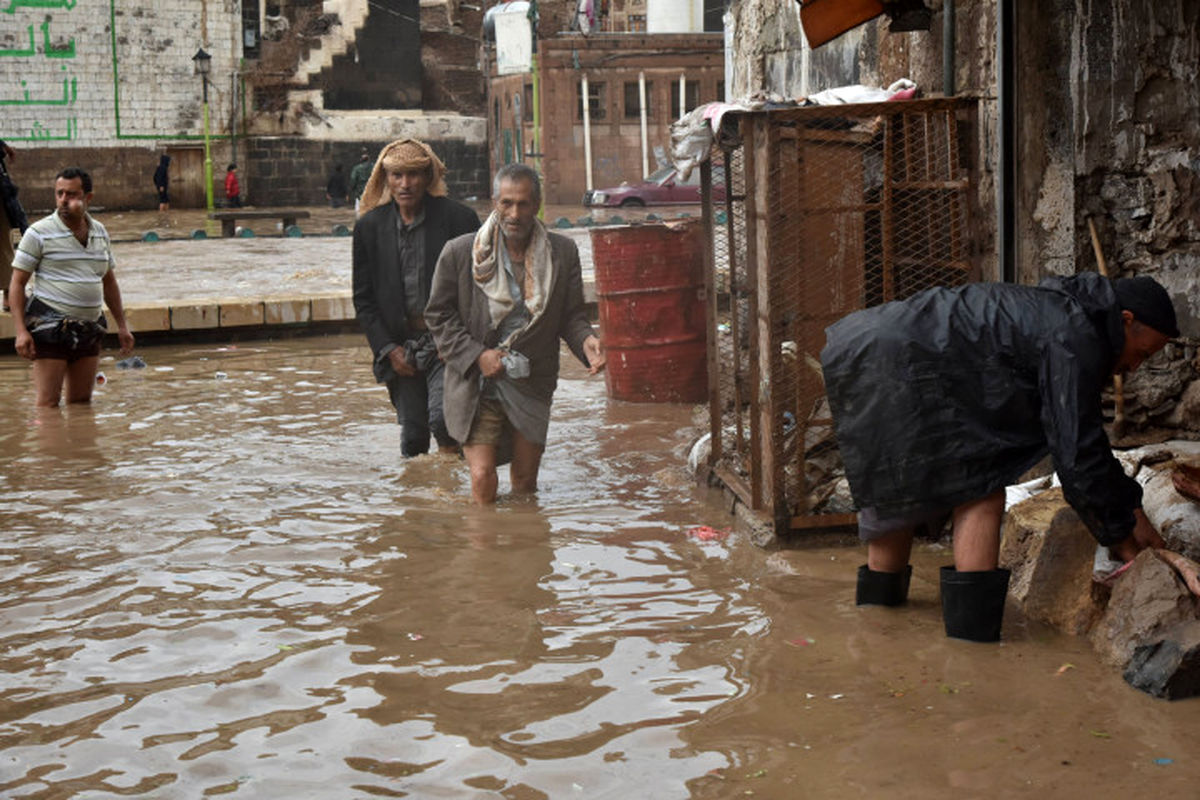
[{"xmin": 2, "ymin": 336, "xmax": 1200, "ymax": 798}]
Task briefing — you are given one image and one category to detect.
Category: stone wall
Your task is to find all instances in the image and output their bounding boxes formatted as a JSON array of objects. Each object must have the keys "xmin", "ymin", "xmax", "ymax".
[{"xmin": 245, "ymin": 137, "xmax": 489, "ymax": 207}]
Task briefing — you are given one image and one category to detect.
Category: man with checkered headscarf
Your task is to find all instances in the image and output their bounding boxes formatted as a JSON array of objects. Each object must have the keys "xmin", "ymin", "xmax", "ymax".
[{"xmin": 352, "ymin": 139, "xmax": 481, "ymax": 457}]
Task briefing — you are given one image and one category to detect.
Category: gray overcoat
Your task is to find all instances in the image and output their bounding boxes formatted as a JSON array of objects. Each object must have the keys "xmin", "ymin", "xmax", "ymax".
[{"xmin": 425, "ymin": 230, "xmax": 597, "ymax": 444}]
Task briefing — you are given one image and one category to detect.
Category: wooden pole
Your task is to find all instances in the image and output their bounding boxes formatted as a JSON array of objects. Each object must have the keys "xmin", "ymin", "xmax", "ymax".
[{"xmin": 1088, "ymin": 217, "xmax": 1125, "ymax": 437}]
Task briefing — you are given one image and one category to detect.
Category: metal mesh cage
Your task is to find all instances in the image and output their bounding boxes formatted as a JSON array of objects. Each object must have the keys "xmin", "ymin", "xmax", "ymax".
[{"xmin": 700, "ymin": 98, "xmax": 986, "ymax": 534}]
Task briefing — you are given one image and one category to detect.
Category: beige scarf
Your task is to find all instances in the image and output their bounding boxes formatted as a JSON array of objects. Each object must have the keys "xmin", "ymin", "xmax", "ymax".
[
  {"xmin": 472, "ymin": 210, "xmax": 552, "ymax": 341},
  {"xmin": 357, "ymin": 138, "xmax": 448, "ymax": 217}
]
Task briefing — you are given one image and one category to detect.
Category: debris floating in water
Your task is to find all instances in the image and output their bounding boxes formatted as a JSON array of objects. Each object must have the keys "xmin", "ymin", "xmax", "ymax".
[
  {"xmin": 116, "ymin": 355, "xmax": 147, "ymax": 369},
  {"xmin": 687, "ymin": 526, "xmax": 729, "ymax": 542}
]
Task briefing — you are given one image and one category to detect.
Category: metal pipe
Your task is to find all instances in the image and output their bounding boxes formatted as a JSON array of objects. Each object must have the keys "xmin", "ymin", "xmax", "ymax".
[
  {"xmin": 639, "ymin": 71, "xmax": 649, "ymax": 178},
  {"xmin": 678, "ymin": 73, "xmax": 686, "ymax": 119},
  {"xmin": 943, "ymin": 0, "xmax": 955, "ymax": 96},
  {"xmin": 582, "ymin": 74, "xmax": 593, "ymax": 190}
]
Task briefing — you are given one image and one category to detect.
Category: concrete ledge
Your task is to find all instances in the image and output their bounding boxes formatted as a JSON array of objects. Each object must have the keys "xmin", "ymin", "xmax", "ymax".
[
  {"xmin": 311, "ymin": 293, "xmax": 356, "ymax": 322},
  {"xmin": 264, "ymin": 298, "xmax": 312, "ymax": 325},
  {"xmin": 218, "ymin": 301, "xmax": 266, "ymax": 328},
  {"xmin": 0, "ymin": 292, "xmax": 355, "ymax": 342},
  {"xmin": 122, "ymin": 304, "xmax": 172, "ymax": 332},
  {"xmin": 170, "ymin": 303, "xmax": 221, "ymax": 329}
]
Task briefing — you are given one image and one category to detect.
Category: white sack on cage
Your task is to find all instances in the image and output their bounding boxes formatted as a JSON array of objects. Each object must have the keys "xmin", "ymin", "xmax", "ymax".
[
  {"xmin": 670, "ymin": 100, "xmax": 758, "ymax": 180},
  {"xmin": 803, "ymin": 78, "xmax": 917, "ymax": 106}
]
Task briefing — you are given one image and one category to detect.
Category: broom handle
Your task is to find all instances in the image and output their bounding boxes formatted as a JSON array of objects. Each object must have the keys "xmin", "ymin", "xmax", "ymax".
[{"xmin": 1088, "ymin": 217, "xmax": 1125, "ymax": 428}]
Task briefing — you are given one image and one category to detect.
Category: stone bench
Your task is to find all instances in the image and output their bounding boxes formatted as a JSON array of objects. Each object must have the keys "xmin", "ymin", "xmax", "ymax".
[{"xmin": 207, "ymin": 210, "xmax": 311, "ymax": 238}]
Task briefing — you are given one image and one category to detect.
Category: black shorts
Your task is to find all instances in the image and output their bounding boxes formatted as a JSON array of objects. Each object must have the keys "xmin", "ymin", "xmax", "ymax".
[
  {"xmin": 26, "ymin": 297, "xmax": 106, "ymax": 362},
  {"xmin": 857, "ymin": 504, "xmax": 953, "ymax": 543},
  {"xmin": 156, "ymin": 187, "xmax": 169, "ymax": 204}
]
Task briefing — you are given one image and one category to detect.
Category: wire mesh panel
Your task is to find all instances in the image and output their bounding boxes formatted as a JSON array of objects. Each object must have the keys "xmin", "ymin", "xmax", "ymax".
[{"xmin": 702, "ymin": 98, "xmax": 985, "ymax": 534}]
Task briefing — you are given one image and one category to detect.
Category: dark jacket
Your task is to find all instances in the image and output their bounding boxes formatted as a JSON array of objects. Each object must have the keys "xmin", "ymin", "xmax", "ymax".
[
  {"xmin": 0, "ymin": 139, "xmax": 28, "ymax": 232},
  {"xmin": 352, "ymin": 194, "xmax": 480, "ymax": 382},
  {"xmin": 153, "ymin": 155, "xmax": 170, "ymax": 190},
  {"xmin": 820, "ymin": 272, "xmax": 1140, "ymax": 546}
]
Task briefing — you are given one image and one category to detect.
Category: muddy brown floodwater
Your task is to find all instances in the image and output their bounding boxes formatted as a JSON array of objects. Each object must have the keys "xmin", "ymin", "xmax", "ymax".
[{"xmin": 1, "ymin": 335, "xmax": 1199, "ymax": 798}]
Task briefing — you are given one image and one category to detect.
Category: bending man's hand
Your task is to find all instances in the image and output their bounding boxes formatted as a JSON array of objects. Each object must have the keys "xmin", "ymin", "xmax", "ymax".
[
  {"xmin": 583, "ymin": 335, "xmax": 606, "ymax": 375},
  {"xmin": 117, "ymin": 326, "xmax": 135, "ymax": 355},
  {"xmin": 1109, "ymin": 509, "xmax": 1167, "ymax": 563}
]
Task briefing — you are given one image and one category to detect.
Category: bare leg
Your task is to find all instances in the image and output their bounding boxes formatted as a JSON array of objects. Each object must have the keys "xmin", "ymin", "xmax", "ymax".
[
  {"xmin": 867, "ymin": 528, "xmax": 915, "ymax": 573},
  {"xmin": 31, "ymin": 359, "xmax": 69, "ymax": 407},
  {"xmin": 63, "ymin": 355, "xmax": 100, "ymax": 404},
  {"xmin": 509, "ymin": 431, "xmax": 544, "ymax": 495},
  {"xmin": 952, "ymin": 490, "xmax": 1005, "ymax": 571},
  {"xmin": 463, "ymin": 443, "xmax": 499, "ymax": 505}
]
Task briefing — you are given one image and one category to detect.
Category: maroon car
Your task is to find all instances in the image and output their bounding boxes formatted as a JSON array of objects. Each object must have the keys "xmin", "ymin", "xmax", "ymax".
[{"xmin": 583, "ymin": 165, "xmax": 726, "ymax": 207}]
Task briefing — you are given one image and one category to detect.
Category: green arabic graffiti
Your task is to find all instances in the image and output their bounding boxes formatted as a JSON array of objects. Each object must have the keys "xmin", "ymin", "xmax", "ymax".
[
  {"xmin": 41, "ymin": 17, "xmax": 74, "ymax": 57},
  {"xmin": 8, "ymin": 116, "xmax": 77, "ymax": 141},
  {"xmin": 1, "ymin": 0, "xmax": 76, "ymax": 14},
  {"xmin": 0, "ymin": 74, "xmax": 76, "ymax": 105},
  {"xmin": 0, "ymin": 24, "xmax": 35, "ymax": 55}
]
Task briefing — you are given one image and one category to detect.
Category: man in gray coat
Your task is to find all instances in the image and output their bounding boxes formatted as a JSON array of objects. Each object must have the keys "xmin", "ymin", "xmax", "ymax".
[{"xmin": 427, "ymin": 164, "xmax": 605, "ymax": 504}]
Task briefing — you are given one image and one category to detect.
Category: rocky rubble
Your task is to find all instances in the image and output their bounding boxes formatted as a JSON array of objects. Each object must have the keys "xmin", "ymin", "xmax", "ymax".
[{"xmin": 1001, "ymin": 441, "xmax": 1200, "ymax": 699}]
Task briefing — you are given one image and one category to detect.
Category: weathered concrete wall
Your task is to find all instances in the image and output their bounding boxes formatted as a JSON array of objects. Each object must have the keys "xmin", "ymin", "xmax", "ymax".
[{"xmin": 1069, "ymin": 0, "xmax": 1199, "ymax": 336}]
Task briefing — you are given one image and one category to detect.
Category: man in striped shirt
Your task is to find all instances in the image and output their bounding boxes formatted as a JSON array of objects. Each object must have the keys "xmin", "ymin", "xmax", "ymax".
[{"xmin": 8, "ymin": 167, "xmax": 134, "ymax": 406}]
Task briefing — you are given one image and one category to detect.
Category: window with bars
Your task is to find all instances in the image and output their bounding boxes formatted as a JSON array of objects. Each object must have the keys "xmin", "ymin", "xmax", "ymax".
[
  {"xmin": 670, "ymin": 80, "xmax": 700, "ymax": 115},
  {"xmin": 623, "ymin": 81, "xmax": 653, "ymax": 119},
  {"xmin": 577, "ymin": 81, "xmax": 607, "ymax": 121}
]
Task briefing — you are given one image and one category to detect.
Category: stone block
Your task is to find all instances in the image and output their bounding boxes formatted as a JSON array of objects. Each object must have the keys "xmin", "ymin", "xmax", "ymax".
[
  {"xmin": 1089, "ymin": 551, "xmax": 1199, "ymax": 667},
  {"xmin": 122, "ymin": 304, "xmax": 171, "ymax": 332},
  {"xmin": 218, "ymin": 301, "xmax": 265, "ymax": 327},
  {"xmin": 170, "ymin": 303, "xmax": 220, "ymax": 330},
  {"xmin": 1123, "ymin": 620, "xmax": 1200, "ymax": 699},
  {"xmin": 999, "ymin": 488, "xmax": 1108, "ymax": 635},
  {"xmin": 311, "ymin": 293, "xmax": 355, "ymax": 321},
  {"xmin": 263, "ymin": 298, "xmax": 312, "ymax": 325},
  {"xmin": 0, "ymin": 312, "xmax": 13, "ymax": 339}
]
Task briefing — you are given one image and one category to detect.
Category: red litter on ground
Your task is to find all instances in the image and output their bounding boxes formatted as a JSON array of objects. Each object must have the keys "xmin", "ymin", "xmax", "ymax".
[{"xmin": 687, "ymin": 526, "xmax": 730, "ymax": 542}]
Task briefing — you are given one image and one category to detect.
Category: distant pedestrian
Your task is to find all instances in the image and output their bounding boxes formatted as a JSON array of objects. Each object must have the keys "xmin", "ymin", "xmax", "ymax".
[
  {"xmin": 224, "ymin": 163, "xmax": 242, "ymax": 208},
  {"xmin": 349, "ymin": 148, "xmax": 372, "ymax": 215},
  {"xmin": 326, "ymin": 164, "xmax": 348, "ymax": 208},
  {"xmin": 1, "ymin": 138, "xmax": 30, "ymax": 312},
  {"xmin": 8, "ymin": 167, "xmax": 134, "ymax": 407},
  {"xmin": 153, "ymin": 154, "xmax": 170, "ymax": 212}
]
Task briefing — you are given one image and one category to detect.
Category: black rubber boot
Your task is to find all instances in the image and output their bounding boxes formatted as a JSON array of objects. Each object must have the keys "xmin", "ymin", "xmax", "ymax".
[
  {"xmin": 856, "ymin": 564, "xmax": 912, "ymax": 606},
  {"xmin": 939, "ymin": 566, "xmax": 1011, "ymax": 642}
]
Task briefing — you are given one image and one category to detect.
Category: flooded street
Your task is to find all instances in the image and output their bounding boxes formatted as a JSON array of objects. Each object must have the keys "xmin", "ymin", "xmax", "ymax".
[{"xmin": 2, "ymin": 335, "xmax": 1199, "ymax": 798}]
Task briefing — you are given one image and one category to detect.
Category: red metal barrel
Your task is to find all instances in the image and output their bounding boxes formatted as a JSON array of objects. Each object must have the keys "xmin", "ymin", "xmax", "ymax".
[{"xmin": 590, "ymin": 220, "xmax": 708, "ymax": 403}]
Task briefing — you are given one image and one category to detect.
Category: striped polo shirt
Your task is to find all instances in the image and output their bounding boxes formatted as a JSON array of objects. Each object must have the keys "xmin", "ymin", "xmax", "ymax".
[{"xmin": 12, "ymin": 210, "xmax": 115, "ymax": 319}]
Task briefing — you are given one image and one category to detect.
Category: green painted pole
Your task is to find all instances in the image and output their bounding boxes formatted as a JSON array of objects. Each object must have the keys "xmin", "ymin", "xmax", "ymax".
[{"xmin": 202, "ymin": 78, "xmax": 214, "ymax": 212}]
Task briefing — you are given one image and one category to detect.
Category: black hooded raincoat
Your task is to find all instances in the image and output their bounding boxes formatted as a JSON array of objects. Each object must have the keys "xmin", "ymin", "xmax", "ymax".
[{"xmin": 820, "ymin": 272, "xmax": 1141, "ymax": 546}]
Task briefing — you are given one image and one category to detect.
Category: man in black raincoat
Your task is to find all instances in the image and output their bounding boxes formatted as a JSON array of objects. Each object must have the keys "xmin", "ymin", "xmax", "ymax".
[{"xmin": 821, "ymin": 272, "xmax": 1179, "ymax": 641}]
